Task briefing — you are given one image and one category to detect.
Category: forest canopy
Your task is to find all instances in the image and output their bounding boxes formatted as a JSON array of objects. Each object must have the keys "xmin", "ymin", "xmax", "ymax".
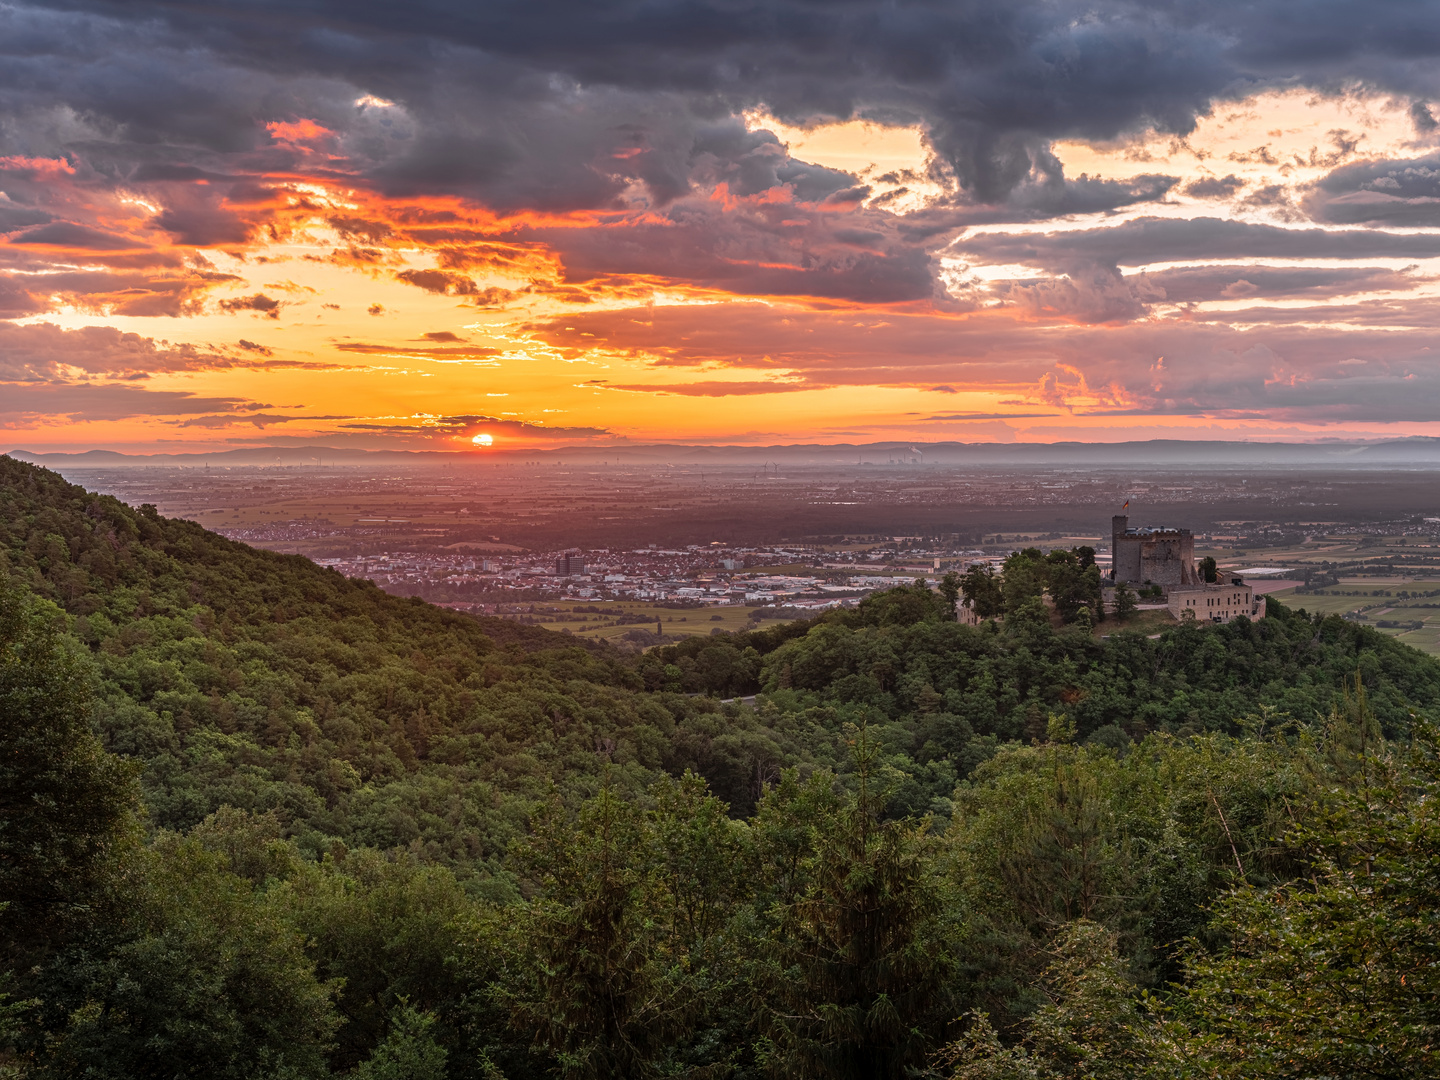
[{"xmin": 2, "ymin": 455, "xmax": 1438, "ymax": 1079}]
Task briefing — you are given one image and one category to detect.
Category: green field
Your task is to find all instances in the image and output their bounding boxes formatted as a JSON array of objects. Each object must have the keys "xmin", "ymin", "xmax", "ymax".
[
  {"xmin": 525, "ymin": 601, "xmax": 774, "ymax": 642},
  {"xmin": 1188, "ymin": 533, "xmax": 1440, "ymax": 657},
  {"xmin": 1264, "ymin": 578, "xmax": 1440, "ymax": 656}
]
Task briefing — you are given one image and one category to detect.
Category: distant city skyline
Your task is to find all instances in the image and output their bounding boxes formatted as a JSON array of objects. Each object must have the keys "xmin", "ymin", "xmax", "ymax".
[{"xmin": 6, "ymin": 3, "xmax": 1440, "ymax": 452}]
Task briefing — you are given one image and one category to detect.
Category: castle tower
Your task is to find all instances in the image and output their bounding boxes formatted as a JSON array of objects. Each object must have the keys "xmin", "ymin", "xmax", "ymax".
[
  {"xmin": 1112, "ymin": 515, "xmax": 1141, "ymax": 583},
  {"xmin": 1110, "ymin": 513, "xmax": 1197, "ymax": 587}
]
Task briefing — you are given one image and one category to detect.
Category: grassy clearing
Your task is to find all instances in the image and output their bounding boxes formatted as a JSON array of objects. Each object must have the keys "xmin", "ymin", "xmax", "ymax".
[
  {"xmin": 1095, "ymin": 607, "xmax": 1178, "ymax": 638},
  {"xmin": 529, "ymin": 601, "xmax": 775, "ymax": 642}
]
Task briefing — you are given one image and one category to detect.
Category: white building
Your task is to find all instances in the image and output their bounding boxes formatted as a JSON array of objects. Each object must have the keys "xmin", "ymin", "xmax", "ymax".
[{"xmin": 1168, "ymin": 583, "xmax": 1266, "ymax": 624}]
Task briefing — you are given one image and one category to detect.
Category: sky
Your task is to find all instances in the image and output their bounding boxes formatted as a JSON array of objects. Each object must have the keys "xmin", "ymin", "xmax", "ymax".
[{"xmin": 6, "ymin": 1, "xmax": 1440, "ymax": 453}]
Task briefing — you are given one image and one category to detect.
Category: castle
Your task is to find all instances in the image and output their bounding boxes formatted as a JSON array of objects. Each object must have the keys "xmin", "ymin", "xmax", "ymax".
[
  {"xmin": 1109, "ymin": 514, "xmax": 1264, "ymax": 624},
  {"xmin": 1111, "ymin": 515, "xmax": 1200, "ymax": 587}
]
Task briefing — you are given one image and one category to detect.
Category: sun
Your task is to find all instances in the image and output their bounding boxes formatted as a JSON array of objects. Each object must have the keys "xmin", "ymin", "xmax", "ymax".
[{"xmin": 471, "ymin": 432, "xmax": 493, "ymax": 447}]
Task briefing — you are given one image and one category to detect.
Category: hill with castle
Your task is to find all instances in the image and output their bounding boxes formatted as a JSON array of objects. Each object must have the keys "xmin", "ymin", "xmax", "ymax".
[{"xmin": 4, "ymin": 455, "xmax": 1440, "ymax": 1078}]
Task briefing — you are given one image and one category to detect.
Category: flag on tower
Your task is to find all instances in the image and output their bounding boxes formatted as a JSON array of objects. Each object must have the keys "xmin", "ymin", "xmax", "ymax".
[{"xmin": 1122, "ymin": 500, "xmax": 1129, "ymax": 510}]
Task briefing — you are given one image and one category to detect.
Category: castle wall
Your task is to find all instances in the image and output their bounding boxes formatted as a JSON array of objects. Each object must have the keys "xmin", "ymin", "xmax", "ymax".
[{"xmin": 1139, "ymin": 534, "xmax": 1197, "ymax": 586}]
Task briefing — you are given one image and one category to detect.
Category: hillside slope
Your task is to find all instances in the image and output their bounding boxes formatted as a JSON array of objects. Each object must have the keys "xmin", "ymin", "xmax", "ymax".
[
  {"xmin": 1, "ymin": 456, "xmax": 699, "ymax": 889},
  {"xmin": 5, "ymin": 453, "xmax": 1440, "ymax": 859}
]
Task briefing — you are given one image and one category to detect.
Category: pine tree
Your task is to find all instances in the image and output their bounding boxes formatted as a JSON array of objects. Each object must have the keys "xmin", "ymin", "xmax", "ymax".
[
  {"xmin": 1111, "ymin": 583, "xmax": 1137, "ymax": 621},
  {"xmin": 760, "ymin": 724, "xmax": 955, "ymax": 1079}
]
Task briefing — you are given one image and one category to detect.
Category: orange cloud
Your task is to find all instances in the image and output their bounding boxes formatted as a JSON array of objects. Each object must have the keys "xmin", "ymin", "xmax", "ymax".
[{"xmin": 266, "ymin": 118, "xmax": 336, "ymax": 145}]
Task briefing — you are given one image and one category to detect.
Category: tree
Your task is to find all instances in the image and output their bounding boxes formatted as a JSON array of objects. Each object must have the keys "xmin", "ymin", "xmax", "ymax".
[
  {"xmin": 939, "ymin": 572, "xmax": 962, "ymax": 620},
  {"xmin": 272, "ymin": 846, "xmax": 474, "ymax": 1072},
  {"xmin": 507, "ymin": 776, "xmax": 697, "ymax": 1079},
  {"xmin": 26, "ymin": 836, "xmax": 339, "ymax": 1080},
  {"xmin": 354, "ymin": 1003, "xmax": 449, "ymax": 1080},
  {"xmin": 1176, "ymin": 720, "xmax": 1440, "ymax": 1078},
  {"xmin": 759, "ymin": 725, "xmax": 956, "ymax": 1079},
  {"xmin": 1199, "ymin": 556, "xmax": 1218, "ymax": 584},
  {"xmin": 0, "ymin": 584, "xmax": 137, "ymax": 955},
  {"xmin": 1111, "ymin": 583, "xmax": 1137, "ymax": 621},
  {"xmin": 962, "ymin": 565, "xmax": 1005, "ymax": 619},
  {"xmin": 1002, "ymin": 549, "xmax": 1048, "ymax": 614},
  {"xmin": 939, "ymin": 921, "xmax": 1180, "ymax": 1080},
  {"xmin": 1044, "ymin": 551, "xmax": 1103, "ymax": 625}
]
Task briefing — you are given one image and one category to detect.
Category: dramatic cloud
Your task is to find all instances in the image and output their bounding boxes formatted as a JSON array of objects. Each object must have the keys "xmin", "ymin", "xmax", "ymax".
[
  {"xmin": 1305, "ymin": 154, "xmax": 1440, "ymax": 226},
  {"xmin": 7, "ymin": 0, "xmax": 1440, "ymax": 445},
  {"xmin": 0, "ymin": 322, "xmax": 321, "ymax": 381},
  {"xmin": 524, "ymin": 300, "xmax": 1440, "ymax": 424},
  {"xmin": 954, "ymin": 218, "xmax": 1440, "ymax": 271}
]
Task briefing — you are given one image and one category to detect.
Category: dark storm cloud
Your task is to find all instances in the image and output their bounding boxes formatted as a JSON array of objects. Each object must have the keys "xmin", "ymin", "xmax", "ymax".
[
  {"xmin": 1131, "ymin": 264, "xmax": 1418, "ymax": 304},
  {"xmin": 956, "ymin": 217, "xmax": 1440, "ymax": 270},
  {"xmin": 1183, "ymin": 174, "xmax": 1246, "ymax": 199},
  {"xmin": 13, "ymin": 0, "xmax": 1440, "ymax": 213},
  {"xmin": 520, "ymin": 196, "xmax": 945, "ymax": 303},
  {"xmin": 218, "ymin": 293, "xmax": 283, "ymax": 317},
  {"xmin": 6, "ymin": 0, "xmax": 1440, "ymax": 334},
  {"xmin": 6, "ymin": 222, "xmax": 136, "ymax": 250},
  {"xmin": 1304, "ymin": 154, "xmax": 1440, "ymax": 226}
]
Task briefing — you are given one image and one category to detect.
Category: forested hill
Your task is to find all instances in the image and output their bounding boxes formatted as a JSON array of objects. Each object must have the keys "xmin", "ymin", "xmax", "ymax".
[
  {"xmin": 6, "ymin": 453, "xmax": 1440, "ymax": 1078},
  {"xmin": 5, "ymin": 452, "xmax": 1440, "ymax": 849},
  {"xmin": 0, "ymin": 454, "xmax": 650, "ymax": 882}
]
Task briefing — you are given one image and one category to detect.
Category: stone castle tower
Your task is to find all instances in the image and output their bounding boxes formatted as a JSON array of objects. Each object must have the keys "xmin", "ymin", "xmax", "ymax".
[{"xmin": 1111, "ymin": 515, "xmax": 1199, "ymax": 587}]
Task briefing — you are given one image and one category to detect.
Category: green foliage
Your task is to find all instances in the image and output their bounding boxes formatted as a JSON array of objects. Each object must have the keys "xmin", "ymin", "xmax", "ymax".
[
  {"xmin": 939, "ymin": 922, "xmax": 1182, "ymax": 1080},
  {"xmin": 1199, "ymin": 556, "xmax": 1218, "ymax": 584},
  {"xmin": 939, "ymin": 571, "xmax": 962, "ymax": 620},
  {"xmin": 1043, "ymin": 549, "xmax": 1103, "ymax": 625},
  {"xmin": 24, "ymin": 835, "xmax": 339, "ymax": 1080},
  {"xmin": 1112, "ymin": 582, "xmax": 1137, "ymax": 621},
  {"xmin": 961, "ymin": 565, "xmax": 1005, "ymax": 620},
  {"xmin": 1002, "ymin": 550, "xmax": 1048, "ymax": 615},
  {"xmin": 273, "ymin": 846, "xmax": 474, "ymax": 1072},
  {"xmin": 0, "ymin": 582, "xmax": 138, "ymax": 955},
  {"xmin": 1174, "ymin": 720, "xmax": 1440, "ymax": 1078},
  {"xmin": 757, "ymin": 726, "xmax": 956, "ymax": 1079},
  {"xmin": 354, "ymin": 1004, "xmax": 449, "ymax": 1080},
  {"xmin": 504, "ymin": 776, "xmax": 699, "ymax": 1079},
  {"xmin": 7, "ymin": 457, "xmax": 1440, "ymax": 1079}
]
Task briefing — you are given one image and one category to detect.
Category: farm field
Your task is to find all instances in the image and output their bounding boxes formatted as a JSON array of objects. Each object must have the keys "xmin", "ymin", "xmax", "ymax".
[
  {"xmin": 1266, "ymin": 578, "xmax": 1440, "ymax": 656},
  {"xmin": 1189, "ymin": 532, "xmax": 1440, "ymax": 656}
]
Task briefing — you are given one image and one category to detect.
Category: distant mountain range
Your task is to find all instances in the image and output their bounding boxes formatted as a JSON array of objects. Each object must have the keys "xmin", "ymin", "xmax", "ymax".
[{"xmin": 11, "ymin": 437, "xmax": 1440, "ymax": 468}]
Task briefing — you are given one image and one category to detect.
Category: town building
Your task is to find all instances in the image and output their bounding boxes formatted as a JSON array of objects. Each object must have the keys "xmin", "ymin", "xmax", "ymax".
[{"xmin": 554, "ymin": 553, "xmax": 586, "ymax": 576}]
